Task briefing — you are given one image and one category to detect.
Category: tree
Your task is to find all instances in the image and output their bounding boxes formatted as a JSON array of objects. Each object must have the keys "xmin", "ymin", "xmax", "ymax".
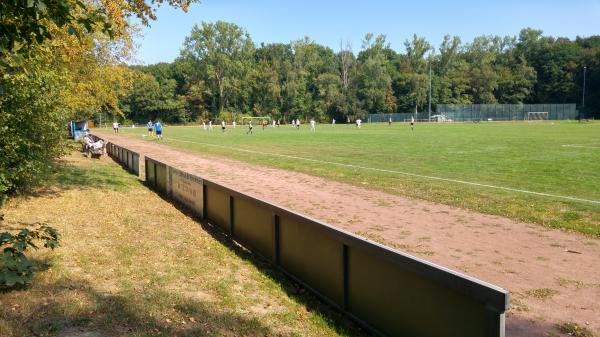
[
  {"xmin": 0, "ymin": 0, "xmax": 198, "ymax": 73},
  {"xmin": 395, "ymin": 34, "xmax": 432, "ymax": 112},
  {"xmin": 356, "ymin": 34, "xmax": 395, "ymax": 114},
  {"xmin": 0, "ymin": 0, "xmax": 198, "ymax": 200},
  {"xmin": 315, "ymin": 73, "xmax": 342, "ymax": 120},
  {"xmin": 181, "ymin": 21, "xmax": 255, "ymax": 116}
]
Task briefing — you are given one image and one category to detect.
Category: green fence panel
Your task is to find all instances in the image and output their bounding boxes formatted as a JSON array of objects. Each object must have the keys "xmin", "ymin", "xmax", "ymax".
[
  {"xmin": 278, "ymin": 214, "xmax": 345, "ymax": 307},
  {"xmin": 131, "ymin": 152, "xmax": 140, "ymax": 176},
  {"xmin": 347, "ymin": 245, "xmax": 487, "ymax": 337},
  {"xmin": 145, "ymin": 158, "xmax": 156, "ymax": 187},
  {"xmin": 232, "ymin": 197, "xmax": 273, "ymax": 260},
  {"xmin": 155, "ymin": 162, "xmax": 168, "ymax": 193},
  {"xmin": 205, "ymin": 185, "xmax": 231, "ymax": 233}
]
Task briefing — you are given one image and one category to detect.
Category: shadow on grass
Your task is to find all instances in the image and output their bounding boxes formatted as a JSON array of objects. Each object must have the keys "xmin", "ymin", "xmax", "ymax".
[
  {"xmin": 1, "ymin": 276, "xmax": 275, "ymax": 337},
  {"xmin": 148, "ymin": 188, "xmax": 368, "ymax": 337},
  {"xmin": 22, "ymin": 153, "xmax": 140, "ymax": 199}
]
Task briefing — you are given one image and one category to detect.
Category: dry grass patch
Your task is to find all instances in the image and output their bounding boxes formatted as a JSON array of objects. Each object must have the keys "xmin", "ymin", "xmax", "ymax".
[
  {"xmin": 0, "ymin": 153, "xmax": 365, "ymax": 337},
  {"xmin": 525, "ymin": 288, "xmax": 559, "ymax": 300},
  {"xmin": 558, "ymin": 322, "xmax": 597, "ymax": 337}
]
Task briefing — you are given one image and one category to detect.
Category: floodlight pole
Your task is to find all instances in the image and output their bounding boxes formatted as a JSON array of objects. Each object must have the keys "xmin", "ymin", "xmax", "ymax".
[
  {"xmin": 582, "ymin": 66, "xmax": 587, "ymax": 108},
  {"xmin": 428, "ymin": 61, "xmax": 432, "ymax": 122}
]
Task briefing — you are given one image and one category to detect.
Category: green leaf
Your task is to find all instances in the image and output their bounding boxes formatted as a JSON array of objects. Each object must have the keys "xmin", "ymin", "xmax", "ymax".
[
  {"xmin": 36, "ymin": 1, "xmax": 47, "ymax": 13},
  {"xmin": 4, "ymin": 272, "xmax": 21, "ymax": 286}
]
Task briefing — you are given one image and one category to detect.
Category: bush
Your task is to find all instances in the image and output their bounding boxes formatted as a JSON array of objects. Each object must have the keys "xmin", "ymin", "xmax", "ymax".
[
  {"xmin": 0, "ymin": 219, "xmax": 61, "ymax": 288},
  {"xmin": 0, "ymin": 68, "xmax": 70, "ymax": 202}
]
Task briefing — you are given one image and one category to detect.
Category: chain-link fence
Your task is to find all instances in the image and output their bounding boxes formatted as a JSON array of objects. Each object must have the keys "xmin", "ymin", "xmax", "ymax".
[
  {"xmin": 368, "ymin": 104, "xmax": 579, "ymax": 123},
  {"xmin": 436, "ymin": 104, "xmax": 578, "ymax": 121}
]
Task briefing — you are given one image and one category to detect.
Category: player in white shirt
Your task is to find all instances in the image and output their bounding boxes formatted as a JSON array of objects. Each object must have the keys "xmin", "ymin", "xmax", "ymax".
[
  {"xmin": 147, "ymin": 120, "xmax": 153, "ymax": 136},
  {"xmin": 310, "ymin": 119, "xmax": 316, "ymax": 132},
  {"xmin": 202, "ymin": 121, "xmax": 207, "ymax": 130},
  {"xmin": 332, "ymin": 118, "xmax": 335, "ymax": 127},
  {"xmin": 410, "ymin": 116, "xmax": 415, "ymax": 131},
  {"xmin": 291, "ymin": 119, "xmax": 296, "ymax": 128},
  {"xmin": 113, "ymin": 122, "xmax": 119, "ymax": 133},
  {"xmin": 221, "ymin": 120, "xmax": 226, "ymax": 133},
  {"xmin": 233, "ymin": 121, "xmax": 236, "ymax": 128},
  {"xmin": 296, "ymin": 119, "xmax": 300, "ymax": 129},
  {"xmin": 208, "ymin": 120, "xmax": 213, "ymax": 131}
]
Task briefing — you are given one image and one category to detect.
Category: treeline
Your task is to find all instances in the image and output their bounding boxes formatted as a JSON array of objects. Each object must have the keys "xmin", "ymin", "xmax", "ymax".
[{"xmin": 120, "ymin": 22, "xmax": 599, "ymax": 124}]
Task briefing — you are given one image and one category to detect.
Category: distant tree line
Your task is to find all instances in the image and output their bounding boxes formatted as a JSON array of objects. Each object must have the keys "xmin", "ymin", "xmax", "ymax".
[{"xmin": 119, "ymin": 22, "xmax": 599, "ymax": 124}]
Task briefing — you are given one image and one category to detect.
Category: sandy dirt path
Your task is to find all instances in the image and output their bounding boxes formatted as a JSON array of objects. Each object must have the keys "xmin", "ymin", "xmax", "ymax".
[{"xmin": 98, "ymin": 132, "xmax": 600, "ymax": 337}]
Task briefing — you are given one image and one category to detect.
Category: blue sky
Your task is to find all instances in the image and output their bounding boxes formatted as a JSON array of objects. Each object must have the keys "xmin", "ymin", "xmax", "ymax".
[{"xmin": 132, "ymin": 0, "xmax": 600, "ymax": 64}]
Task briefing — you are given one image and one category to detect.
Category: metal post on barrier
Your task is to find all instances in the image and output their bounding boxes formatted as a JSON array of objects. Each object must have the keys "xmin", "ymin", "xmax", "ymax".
[
  {"xmin": 342, "ymin": 244, "xmax": 349, "ymax": 311},
  {"xmin": 272, "ymin": 214, "xmax": 280, "ymax": 265},
  {"xmin": 202, "ymin": 183, "xmax": 208, "ymax": 221},
  {"xmin": 229, "ymin": 196, "xmax": 235, "ymax": 236}
]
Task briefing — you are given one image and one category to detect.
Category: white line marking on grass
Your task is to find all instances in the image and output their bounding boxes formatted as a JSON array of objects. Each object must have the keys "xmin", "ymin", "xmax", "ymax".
[
  {"xmin": 163, "ymin": 137, "xmax": 600, "ymax": 205},
  {"xmin": 562, "ymin": 144, "xmax": 600, "ymax": 149}
]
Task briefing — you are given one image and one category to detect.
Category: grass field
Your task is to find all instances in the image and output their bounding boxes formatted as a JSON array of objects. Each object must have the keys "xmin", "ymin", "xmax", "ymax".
[
  {"xmin": 0, "ymin": 153, "xmax": 365, "ymax": 336},
  {"xmin": 114, "ymin": 121, "xmax": 600, "ymax": 236}
]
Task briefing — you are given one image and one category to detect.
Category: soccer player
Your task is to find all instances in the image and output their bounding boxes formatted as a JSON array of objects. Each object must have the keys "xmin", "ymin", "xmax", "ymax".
[
  {"xmin": 147, "ymin": 120, "xmax": 153, "ymax": 136},
  {"xmin": 296, "ymin": 119, "xmax": 300, "ymax": 129},
  {"xmin": 389, "ymin": 117, "xmax": 392, "ymax": 126},
  {"xmin": 410, "ymin": 116, "xmax": 415, "ymax": 131},
  {"xmin": 291, "ymin": 119, "xmax": 296, "ymax": 128},
  {"xmin": 332, "ymin": 118, "xmax": 336, "ymax": 127},
  {"xmin": 155, "ymin": 121, "xmax": 163, "ymax": 139},
  {"xmin": 262, "ymin": 119, "xmax": 266, "ymax": 130},
  {"xmin": 202, "ymin": 120, "xmax": 207, "ymax": 131},
  {"xmin": 246, "ymin": 120, "xmax": 253, "ymax": 134},
  {"xmin": 221, "ymin": 120, "xmax": 226, "ymax": 132},
  {"xmin": 310, "ymin": 119, "xmax": 316, "ymax": 132},
  {"xmin": 233, "ymin": 121, "xmax": 236, "ymax": 128},
  {"xmin": 208, "ymin": 120, "xmax": 213, "ymax": 131},
  {"xmin": 113, "ymin": 121, "xmax": 119, "ymax": 133}
]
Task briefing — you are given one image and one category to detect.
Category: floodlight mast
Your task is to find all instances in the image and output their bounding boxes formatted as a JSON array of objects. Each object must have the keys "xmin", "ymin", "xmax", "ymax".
[
  {"xmin": 583, "ymin": 66, "xmax": 587, "ymax": 108},
  {"xmin": 428, "ymin": 61, "xmax": 432, "ymax": 122}
]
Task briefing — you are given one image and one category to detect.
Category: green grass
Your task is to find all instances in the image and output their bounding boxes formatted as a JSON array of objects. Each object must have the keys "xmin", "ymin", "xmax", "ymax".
[{"xmin": 113, "ymin": 121, "xmax": 600, "ymax": 236}]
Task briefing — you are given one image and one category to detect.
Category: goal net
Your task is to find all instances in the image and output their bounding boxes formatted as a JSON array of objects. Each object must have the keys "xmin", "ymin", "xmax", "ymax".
[{"xmin": 526, "ymin": 112, "xmax": 549, "ymax": 121}]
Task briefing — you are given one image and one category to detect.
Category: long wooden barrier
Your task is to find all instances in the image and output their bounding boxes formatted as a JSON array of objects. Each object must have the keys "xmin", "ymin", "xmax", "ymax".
[{"xmin": 141, "ymin": 156, "xmax": 509, "ymax": 337}]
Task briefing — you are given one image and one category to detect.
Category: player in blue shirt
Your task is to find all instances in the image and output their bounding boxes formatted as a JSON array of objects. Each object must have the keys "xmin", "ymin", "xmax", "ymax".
[{"xmin": 155, "ymin": 121, "xmax": 163, "ymax": 140}]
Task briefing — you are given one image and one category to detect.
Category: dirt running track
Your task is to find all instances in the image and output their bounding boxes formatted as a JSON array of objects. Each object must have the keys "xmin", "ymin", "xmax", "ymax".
[{"xmin": 98, "ymin": 132, "xmax": 600, "ymax": 337}]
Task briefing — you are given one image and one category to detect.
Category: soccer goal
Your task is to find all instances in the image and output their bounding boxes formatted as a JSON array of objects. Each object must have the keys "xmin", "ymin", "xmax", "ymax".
[
  {"xmin": 526, "ymin": 112, "xmax": 549, "ymax": 121},
  {"xmin": 241, "ymin": 116, "xmax": 271, "ymax": 125}
]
